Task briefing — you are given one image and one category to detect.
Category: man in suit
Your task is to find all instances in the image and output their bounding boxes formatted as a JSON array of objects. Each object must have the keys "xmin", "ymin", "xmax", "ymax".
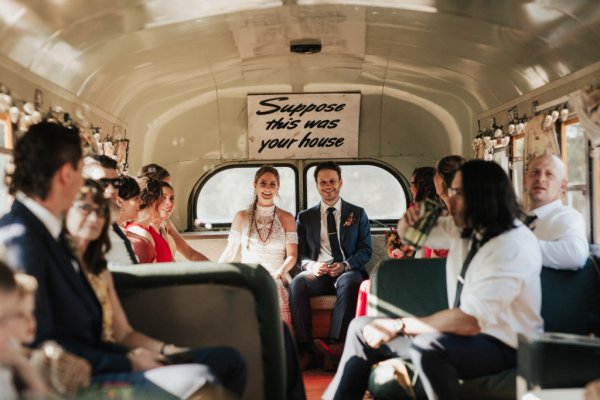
[
  {"xmin": 291, "ymin": 161, "xmax": 372, "ymax": 369},
  {"xmin": 0, "ymin": 122, "xmax": 247, "ymax": 397}
]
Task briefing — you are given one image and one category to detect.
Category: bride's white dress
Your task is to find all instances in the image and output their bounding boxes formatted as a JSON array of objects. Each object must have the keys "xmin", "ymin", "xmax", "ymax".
[{"xmin": 220, "ymin": 205, "xmax": 297, "ymax": 328}]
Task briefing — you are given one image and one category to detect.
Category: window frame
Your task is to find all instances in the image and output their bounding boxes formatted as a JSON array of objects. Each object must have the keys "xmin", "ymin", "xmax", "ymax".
[
  {"xmin": 302, "ymin": 159, "xmax": 410, "ymax": 227},
  {"xmin": 187, "ymin": 162, "xmax": 299, "ymax": 231},
  {"xmin": 560, "ymin": 116, "xmax": 593, "ymax": 240}
]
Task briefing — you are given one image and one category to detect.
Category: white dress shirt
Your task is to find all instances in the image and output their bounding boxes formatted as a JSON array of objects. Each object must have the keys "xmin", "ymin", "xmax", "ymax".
[
  {"xmin": 304, "ymin": 199, "xmax": 348, "ymax": 272},
  {"xmin": 17, "ymin": 193, "xmax": 62, "ymax": 240},
  {"xmin": 317, "ymin": 199, "xmax": 345, "ymax": 262},
  {"xmin": 106, "ymin": 225, "xmax": 137, "ymax": 267},
  {"xmin": 426, "ymin": 217, "xmax": 544, "ymax": 348},
  {"xmin": 0, "ymin": 367, "xmax": 17, "ymax": 400},
  {"xmin": 530, "ymin": 200, "xmax": 589, "ymax": 270}
]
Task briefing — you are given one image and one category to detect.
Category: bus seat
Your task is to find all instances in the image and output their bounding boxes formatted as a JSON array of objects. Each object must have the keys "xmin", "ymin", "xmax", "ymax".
[
  {"xmin": 367, "ymin": 257, "xmax": 600, "ymax": 400},
  {"xmin": 310, "ymin": 295, "xmax": 337, "ymax": 338},
  {"xmin": 110, "ymin": 262, "xmax": 286, "ymax": 400}
]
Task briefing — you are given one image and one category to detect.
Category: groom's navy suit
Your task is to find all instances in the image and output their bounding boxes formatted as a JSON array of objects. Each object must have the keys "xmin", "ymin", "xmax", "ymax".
[
  {"xmin": 0, "ymin": 200, "xmax": 132, "ymax": 374},
  {"xmin": 291, "ymin": 199, "xmax": 372, "ymax": 344}
]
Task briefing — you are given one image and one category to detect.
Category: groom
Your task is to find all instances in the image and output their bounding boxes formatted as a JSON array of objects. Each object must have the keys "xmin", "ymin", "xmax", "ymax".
[{"xmin": 291, "ymin": 161, "xmax": 372, "ymax": 369}]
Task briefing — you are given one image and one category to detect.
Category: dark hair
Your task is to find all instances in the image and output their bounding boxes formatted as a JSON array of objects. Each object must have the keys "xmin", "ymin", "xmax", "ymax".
[
  {"xmin": 8, "ymin": 122, "xmax": 82, "ymax": 199},
  {"xmin": 246, "ymin": 165, "xmax": 280, "ymax": 249},
  {"xmin": 460, "ymin": 160, "xmax": 522, "ymax": 243},
  {"xmin": 138, "ymin": 163, "xmax": 170, "ymax": 182},
  {"xmin": 412, "ymin": 167, "xmax": 438, "ymax": 203},
  {"xmin": 91, "ymin": 155, "xmax": 118, "ymax": 171},
  {"xmin": 71, "ymin": 179, "xmax": 111, "ymax": 275},
  {"xmin": 0, "ymin": 260, "xmax": 16, "ymax": 293},
  {"xmin": 138, "ymin": 177, "xmax": 173, "ymax": 210},
  {"xmin": 118, "ymin": 176, "xmax": 141, "ymax": 200},
  {"xmin": 314, "ymin": 161, "xmax": 342, "ymax": 181},
  {"xmin": 435, "ymin": 155, "xmax": 466, "ymax": 191}
]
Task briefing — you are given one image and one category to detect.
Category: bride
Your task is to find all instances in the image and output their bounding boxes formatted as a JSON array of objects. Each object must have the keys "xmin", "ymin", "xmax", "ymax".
[{"xmin": 219, "ymin": 165, "xmax": 298, "ymax": 329}]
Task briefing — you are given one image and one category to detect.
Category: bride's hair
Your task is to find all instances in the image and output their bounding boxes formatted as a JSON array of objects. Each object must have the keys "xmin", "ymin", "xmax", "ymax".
[{"xmin": 247, "ymin": 165, "xmax": 280, "ymax": 249}]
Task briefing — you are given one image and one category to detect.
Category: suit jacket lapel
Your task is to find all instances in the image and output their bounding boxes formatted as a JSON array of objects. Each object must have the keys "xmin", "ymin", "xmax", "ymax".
[
  {"xmin": 309, "ymin": 204, "xmax": 321, "ymax": 251},
  {"xmin": 14, "ymin": 201, "xmax": 100, "ymax": 314},
  {"xmin": 340, "ymin": 200, "xmax": 350, "ymax": 243}
]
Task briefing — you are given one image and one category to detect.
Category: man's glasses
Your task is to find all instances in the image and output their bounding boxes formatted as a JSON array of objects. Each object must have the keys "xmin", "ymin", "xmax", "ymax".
[
  {"xmin": 447, "ymin": 187, "xmax": 464, "ymax": 198},
  {"xmin": 98, "ymin": 177, "xmax": 124, "ymax": 189}
]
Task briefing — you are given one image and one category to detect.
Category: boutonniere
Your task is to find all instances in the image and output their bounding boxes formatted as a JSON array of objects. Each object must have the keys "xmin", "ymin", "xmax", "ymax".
[{"xmin": 343, "ymin": 212, "xmax": 356, "ymax": 227}]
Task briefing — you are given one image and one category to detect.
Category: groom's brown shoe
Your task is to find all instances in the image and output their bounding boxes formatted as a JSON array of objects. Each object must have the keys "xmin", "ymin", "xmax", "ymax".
[
  {"xmin": 313, "ymin": 339, "xmax": 344, "ymax": 360},
  {"xmin": 313, "ymin": 339, "xmax": 344, "ymax": 371}
]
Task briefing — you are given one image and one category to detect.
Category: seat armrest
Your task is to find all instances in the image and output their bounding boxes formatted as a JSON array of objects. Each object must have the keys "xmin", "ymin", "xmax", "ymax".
[{"xmin": 517, "ymin": 332, "xmax": 600, "ymax": 398}]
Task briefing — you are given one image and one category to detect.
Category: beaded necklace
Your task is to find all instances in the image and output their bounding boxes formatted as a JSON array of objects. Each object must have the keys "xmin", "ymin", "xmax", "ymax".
[{"xmin": 255, "ymin": 205, "xmax": 277, "ymax": 244}]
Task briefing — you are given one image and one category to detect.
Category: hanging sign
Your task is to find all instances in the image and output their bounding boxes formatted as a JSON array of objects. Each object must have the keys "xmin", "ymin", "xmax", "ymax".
[{"xmin": 247, "ymin": 93, "xmax": 360, "ymax": 160}]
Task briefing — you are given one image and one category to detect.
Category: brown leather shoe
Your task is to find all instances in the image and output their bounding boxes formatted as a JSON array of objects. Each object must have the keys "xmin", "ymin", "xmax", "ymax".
[{"xmin": 313, "ymin": 339, "xmax": 344, "ymax": 360}]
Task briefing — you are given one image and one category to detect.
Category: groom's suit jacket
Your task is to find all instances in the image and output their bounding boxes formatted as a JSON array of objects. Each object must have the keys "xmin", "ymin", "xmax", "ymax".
[
  {"xmin": 0, "ymin": 200, "xmax": 131, "ymax": 375},
  {"xmin": 296, "ymin": 199, "xmax": 372, "ymax": 275}
]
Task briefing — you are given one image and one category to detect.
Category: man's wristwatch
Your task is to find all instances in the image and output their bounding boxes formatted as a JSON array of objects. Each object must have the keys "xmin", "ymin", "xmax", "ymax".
[{"xmin": 393, "ymin": 318, "xmax": 405, "ymax": 335}]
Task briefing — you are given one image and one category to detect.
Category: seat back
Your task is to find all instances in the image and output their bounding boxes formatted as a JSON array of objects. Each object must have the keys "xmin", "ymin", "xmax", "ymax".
[
  {"xmin": 369, "ymin": 258, "xmax": 448, "ymax": 318},
  {"xmin": 111, "ymin": 262, "xmax": 285, "ymax": 400},
  {"xmin": 540, "ymin": 257, "xmax": 600, "ymax": 334}
]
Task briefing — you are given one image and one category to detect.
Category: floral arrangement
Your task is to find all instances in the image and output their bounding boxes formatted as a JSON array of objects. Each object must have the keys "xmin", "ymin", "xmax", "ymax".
[
  {"xmin": 343, "ymin": 212, "xmax": 356, "ymax": 227},
  {"xmin": 385, "ymin": 227, "xmax": 415, "ymax": 259}
]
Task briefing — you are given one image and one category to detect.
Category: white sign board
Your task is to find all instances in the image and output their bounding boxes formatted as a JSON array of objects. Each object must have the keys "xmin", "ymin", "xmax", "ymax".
[{"xmin": 247, "ymin": 93, "xmax": 360, "ymax": 160}]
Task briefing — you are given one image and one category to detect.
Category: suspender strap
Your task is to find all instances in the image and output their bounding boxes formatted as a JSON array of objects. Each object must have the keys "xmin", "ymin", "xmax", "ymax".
[{"xmin": 453, "ymin": 236, "xmax": 484, "ymax": 309}]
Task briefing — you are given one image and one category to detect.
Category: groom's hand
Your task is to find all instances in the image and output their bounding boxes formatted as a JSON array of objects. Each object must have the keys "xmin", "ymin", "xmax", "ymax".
[
  {"xmin": 311, "ymin": 262, "xmax": 330, "ymax": 276},
  {"xmin": 328, "ymin": 262, "xmax": 344, "ymax": 277}
]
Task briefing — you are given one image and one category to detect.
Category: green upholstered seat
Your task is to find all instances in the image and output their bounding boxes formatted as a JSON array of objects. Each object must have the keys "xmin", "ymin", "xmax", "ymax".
[
  {"xmin": 367, "ymin": 257, "xmax": 600, "ymax": 400},
  {"xmin": 110, "ymin": 262, "xmax": 286, "ymax": 400}
]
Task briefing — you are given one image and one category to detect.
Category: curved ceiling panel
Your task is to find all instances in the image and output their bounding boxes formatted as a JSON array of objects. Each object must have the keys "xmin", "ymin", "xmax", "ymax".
[{"xmin": 1, "ymin": 0, "xmax": 599, "ymax": 161}]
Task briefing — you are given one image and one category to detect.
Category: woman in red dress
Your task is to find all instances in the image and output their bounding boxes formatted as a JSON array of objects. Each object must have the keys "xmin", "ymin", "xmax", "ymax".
[
  {"xmin": 126, "ymin": 177, "xmax": 174, "ymax": 262},
  {"xmin": 115, "ymin": 176, "xmax": 156, "ymax": 263}
]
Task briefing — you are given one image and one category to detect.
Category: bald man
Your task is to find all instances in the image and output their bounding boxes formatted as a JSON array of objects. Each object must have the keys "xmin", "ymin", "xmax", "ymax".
[{"xmin": 524, "ymin": 154, "xmax": 589, "ymax": 269}]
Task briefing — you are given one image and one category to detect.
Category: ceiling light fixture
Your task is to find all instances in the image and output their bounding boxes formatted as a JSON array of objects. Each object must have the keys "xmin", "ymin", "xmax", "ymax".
[{"xmin": 290, "ymin": 39, "xmax": 322, "ymax": 54}]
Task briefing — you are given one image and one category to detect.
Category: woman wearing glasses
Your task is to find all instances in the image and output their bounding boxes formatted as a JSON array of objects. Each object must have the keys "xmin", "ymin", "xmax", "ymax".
[{"xmin": 66, "ymin": 179, "xmax": 247, "ymax": 396}]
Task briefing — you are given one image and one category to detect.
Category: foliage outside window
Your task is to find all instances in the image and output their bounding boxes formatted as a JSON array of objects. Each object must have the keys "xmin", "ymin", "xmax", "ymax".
[
  {"xmin": 305, "ymin": 163, "xmax": 408, "ymax": 223},
  {"xmin": 0, "ymin": 153, "xmax": 11, "ymax": 216},
  {"xmin": 195, "ymin": 165, "xmax": 296, "ymax": 226},
  {"xmin": 562, "ymin": 119, "xmax": 591, "ymax": 239}
]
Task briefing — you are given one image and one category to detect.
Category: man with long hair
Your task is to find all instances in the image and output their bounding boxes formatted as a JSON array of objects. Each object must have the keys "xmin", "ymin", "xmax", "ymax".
[{"xmin": 323, "ymin": 160, "xmax": 543, "ymax": 400}]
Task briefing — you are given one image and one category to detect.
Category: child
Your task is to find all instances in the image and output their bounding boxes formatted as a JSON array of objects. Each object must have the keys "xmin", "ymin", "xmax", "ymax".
[
  {"xmin": 0, "ymin": 262, "xmax": 48, "ymax": 397},
  {"xmin": 12, "ymin": 274, "xmax": 38, "ymax": 345}
]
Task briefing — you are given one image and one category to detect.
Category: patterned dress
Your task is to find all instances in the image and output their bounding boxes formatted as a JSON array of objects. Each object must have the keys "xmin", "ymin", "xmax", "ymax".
[{"xmin": 222, "ymin": 205, "xmax": 298, "ymax": 329}]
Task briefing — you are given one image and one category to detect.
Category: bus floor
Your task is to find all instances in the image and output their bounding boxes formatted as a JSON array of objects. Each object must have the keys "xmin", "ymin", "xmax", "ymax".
[
  {"xmin": 303, "ymin": 369, "xmax": 334, "ymax": 400},
  {"xmin": 303, "ymin": 369, "xmax": 373, "ymax": 400}
]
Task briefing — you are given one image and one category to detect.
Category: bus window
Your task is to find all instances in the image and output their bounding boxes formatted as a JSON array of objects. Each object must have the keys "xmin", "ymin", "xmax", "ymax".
[
  {"xmin": 304, "ymin": 163, "xmax": 408, "ymax": 224},
  {"xmin": 561, "ymin": 118, "xmax": 591, "ymax": 239},
  {"xmin": 0, "ymin": 152, "xmax": 11, "ymax": 216},
  {"xmin": 194, "ymin": 165, "xmax": 297, "ymax": 227}
]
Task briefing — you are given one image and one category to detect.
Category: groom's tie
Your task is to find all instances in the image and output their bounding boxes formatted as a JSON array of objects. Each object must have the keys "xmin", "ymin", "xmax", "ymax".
[{"xmin": 327, "ymin": 207, "xmax": 344, "ymax": 262}]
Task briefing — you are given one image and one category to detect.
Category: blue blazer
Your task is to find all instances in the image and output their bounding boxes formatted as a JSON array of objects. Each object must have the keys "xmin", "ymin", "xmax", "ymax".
[
  {"xmin": 296, "ymin": 199, "xmax": 372, "ymax": 275},
  {"xmin": 0, "ymin": 200, "xmax": 131, "ymax": 375}
]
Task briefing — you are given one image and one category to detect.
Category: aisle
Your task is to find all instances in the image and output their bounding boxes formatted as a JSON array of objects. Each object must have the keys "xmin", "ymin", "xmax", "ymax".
[{"xmin": 303, "ymin": 369, "xmax": 334, "ymax": 400}]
